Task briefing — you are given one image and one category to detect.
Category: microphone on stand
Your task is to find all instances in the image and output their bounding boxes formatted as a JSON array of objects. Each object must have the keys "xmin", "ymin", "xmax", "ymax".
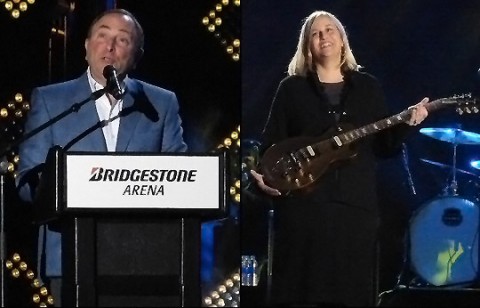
[
  {"xmin": 402, "ymin": 143, "xmax": 417, "ymax": 195},
  {"xmin": 103, "ymin": 65, "xmax": 125, "ymax": 100}
]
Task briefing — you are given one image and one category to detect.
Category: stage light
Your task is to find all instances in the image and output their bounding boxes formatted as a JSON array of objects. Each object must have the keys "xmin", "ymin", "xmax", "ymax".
[
  {"xmin": 4, "ymin": 252, "xmax": 53, "ymax": 306},
  {"xmin": 208, "ymin": 9, "xmax": 215, "ymax": 19},
  {"xmin": 1, "ymin": 92, "xmax": 29, "ymax": 176},
  {"xmin": 0, "ymin": 0, "xmax": 35, "ymax": 19},
  {"xmin": 1, "ymin": 0, "xmax": 35, "ymax": 18},
  {"xmin": 4, "ymin": 1, "xmax": 13, "ymax": 11},
  {"xmin": 202, "ymin": 269, "xmax": 240, "ymax": 307},
  {"xmin": 14, "ymin": 93, "xmax": 23, "ymax": 102},
  {"xmin": 214, "ymin": 126, "xmax": 240, "ymax": 205},
  {"xmin": 202, "ymin": 0, "xmax": 240, "ymax": 61}
]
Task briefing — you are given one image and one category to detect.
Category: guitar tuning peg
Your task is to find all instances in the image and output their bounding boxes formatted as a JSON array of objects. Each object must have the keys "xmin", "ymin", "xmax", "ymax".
[
  {"xmin": 456, "ymin": 107, "xmax": 464, "ymax": 115},
  {"xmin": 473, "ymin": 106, "xmax": 479, "ymax": 113}
]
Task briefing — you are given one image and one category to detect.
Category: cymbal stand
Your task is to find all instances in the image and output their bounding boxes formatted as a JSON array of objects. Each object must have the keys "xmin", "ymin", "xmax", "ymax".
[
  {"xmin": 443, "ymin": 142, "xmax": 459, "ymax": 196},
  {"xmin": 265, "ymin": 203, "xmax": 274, "ymax": 306}
]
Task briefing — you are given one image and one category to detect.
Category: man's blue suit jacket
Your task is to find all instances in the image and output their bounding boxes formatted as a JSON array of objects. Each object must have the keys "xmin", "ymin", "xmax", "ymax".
[{"xmin": 16, "ymin": 72, "xmax": 187, "ymax": 277}]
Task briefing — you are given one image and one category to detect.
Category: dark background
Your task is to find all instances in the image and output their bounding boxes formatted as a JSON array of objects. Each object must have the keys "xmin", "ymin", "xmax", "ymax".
[
  {"xmin": 242, "ymin": 0, "xmax": 480, "ymax": 303},
  {"xmin": 1, "ymin": 0, "xmax": 239, "ymax": 305},
  {"xmin": 3, "ymin": 0, "xmax": 480, "ymax": 305}
]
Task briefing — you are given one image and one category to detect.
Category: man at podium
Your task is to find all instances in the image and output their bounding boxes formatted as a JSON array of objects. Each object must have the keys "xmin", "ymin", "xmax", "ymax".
[{"xmin": 16, "ymin": 8, "xmax": 187, "ymax": 306}]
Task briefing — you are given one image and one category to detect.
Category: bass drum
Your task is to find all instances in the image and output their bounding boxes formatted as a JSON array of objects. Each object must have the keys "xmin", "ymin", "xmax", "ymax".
[{"xmin": 409, "ymin": 196, "xmax": 479, "ymax": 286}]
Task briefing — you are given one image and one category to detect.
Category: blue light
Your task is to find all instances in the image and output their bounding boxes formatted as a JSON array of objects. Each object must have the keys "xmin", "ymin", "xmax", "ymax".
[{"xmin": 470, "ymin": 160, "xmax": 480, "ymax": 170}]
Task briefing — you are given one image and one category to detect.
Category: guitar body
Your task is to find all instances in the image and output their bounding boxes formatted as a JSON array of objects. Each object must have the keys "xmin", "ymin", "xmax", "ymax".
[{"xmin": 260, "ymin": 127, "xmax": 357, "ymax": 194}]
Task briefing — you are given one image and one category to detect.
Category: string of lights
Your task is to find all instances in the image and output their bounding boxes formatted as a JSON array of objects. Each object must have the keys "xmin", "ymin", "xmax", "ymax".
[
  {"xmin": 0, "ymin": 0, "xmax": 35, "ymax": 19},
  {"xmin": 202, "ymin": 269, "xmax": 240, "ymax": 307},
  {"xmin": 215, "ymin": 125, "xmax": 240, "ymax": 204},
  {"xmin": 202, "ymin": 0, "xmax": 240, "ymax": 61},
  {"xmin": 0, "ymin": 92, "xmax": 28, "ymax": 177},
  {"xmin": 5, "ymin": 253, "xmax": 54, "ymax": 306}
]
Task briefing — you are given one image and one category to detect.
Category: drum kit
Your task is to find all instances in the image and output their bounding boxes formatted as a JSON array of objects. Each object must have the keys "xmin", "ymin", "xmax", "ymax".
[{"xmin": 407, "ymin": 127, "xmax": 480, "ymax": 288}]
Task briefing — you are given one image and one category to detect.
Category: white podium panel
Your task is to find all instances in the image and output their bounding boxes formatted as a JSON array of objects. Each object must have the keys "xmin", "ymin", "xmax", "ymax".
[
  {"xmin": 33, "ymin": 147, "xmax": 227, "ymax": 222},
  {"xmin": 63, "ymin": 152, "xmax": 225, "ymax": 212}
]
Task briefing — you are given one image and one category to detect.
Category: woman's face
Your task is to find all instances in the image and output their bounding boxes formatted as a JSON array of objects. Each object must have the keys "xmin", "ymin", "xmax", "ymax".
[{"xmin": 309, "ymin": 16, "xmax": 344, "ymax": 64}]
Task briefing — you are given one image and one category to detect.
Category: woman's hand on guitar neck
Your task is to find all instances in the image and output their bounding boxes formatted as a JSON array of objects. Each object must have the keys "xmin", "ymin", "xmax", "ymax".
[
  {"xmin": 250, "ymin": 169, "xmax": 282, "ymax": 196},
  {"xmin": 407, "ymin": 97, "xmax": 429, "ymax": 126}
]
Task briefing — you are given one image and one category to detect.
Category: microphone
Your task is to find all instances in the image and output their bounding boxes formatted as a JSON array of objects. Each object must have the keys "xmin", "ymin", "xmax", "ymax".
[{"xmin": 103, "ymin": 65, "xmax": 125, "ymax": 99}]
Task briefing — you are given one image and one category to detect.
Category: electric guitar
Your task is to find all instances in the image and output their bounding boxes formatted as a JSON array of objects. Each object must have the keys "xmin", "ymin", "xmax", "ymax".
[{"xmin": 260, "ymin": 94, "xmax": 478, "ymax": 194}]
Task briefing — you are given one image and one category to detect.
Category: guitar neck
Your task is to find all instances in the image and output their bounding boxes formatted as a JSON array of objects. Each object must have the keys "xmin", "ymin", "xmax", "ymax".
[{"xmin": 332, "ymin": 98, "xmax": 446, "ymax": 146}]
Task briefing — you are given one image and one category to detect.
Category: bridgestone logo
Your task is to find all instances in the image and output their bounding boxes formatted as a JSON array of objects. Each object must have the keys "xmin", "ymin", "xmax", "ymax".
[{"xmin": 89, "ymin": 168, "xmax": 197, "ymax": 182}]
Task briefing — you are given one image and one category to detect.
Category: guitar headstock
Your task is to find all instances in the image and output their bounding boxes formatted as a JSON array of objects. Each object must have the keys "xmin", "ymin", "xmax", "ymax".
[{"xmin": 449, "ymin": 93, "xmax": 479, "ymax": 115}]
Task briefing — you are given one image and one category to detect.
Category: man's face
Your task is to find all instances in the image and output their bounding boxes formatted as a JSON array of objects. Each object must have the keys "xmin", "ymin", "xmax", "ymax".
[{"xmin": 85, "ymin": 13, "xmax": 138, "ymax": 85}]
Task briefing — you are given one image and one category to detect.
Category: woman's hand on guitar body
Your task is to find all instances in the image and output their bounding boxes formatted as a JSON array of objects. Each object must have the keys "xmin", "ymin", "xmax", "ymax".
[
  {"xmin": 250, "ymin": 169, "xmax": 282, "ymax": 196},
  {"xmin": 407, "ymin": 97, "xmax": 429, "ymax": 126}
]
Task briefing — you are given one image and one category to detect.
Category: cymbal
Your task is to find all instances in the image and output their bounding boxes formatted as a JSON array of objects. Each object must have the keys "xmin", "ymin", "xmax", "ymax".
[
  {"xmin": 420, "ymin": 158, "xmax": 478, "ymax": 177},
  {"xmin": 419, "ymin": 128, "xmax": 480, "ymax": 145},
  {"xmin": 471, "ymin": 160, "xmax": 480, "ymax": 170}
]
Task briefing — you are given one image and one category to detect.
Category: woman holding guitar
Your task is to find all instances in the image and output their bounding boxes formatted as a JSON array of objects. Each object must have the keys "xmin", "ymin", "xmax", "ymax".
[{"xmin": 250, "ymin": 10, "xmax": 429, "ymax": 307}]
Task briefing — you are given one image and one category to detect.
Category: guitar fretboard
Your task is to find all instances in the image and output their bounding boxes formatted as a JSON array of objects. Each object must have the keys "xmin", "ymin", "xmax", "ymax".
[{"xmin": 307, "ymin": 98, "xmax": 457, "ymax": 154}]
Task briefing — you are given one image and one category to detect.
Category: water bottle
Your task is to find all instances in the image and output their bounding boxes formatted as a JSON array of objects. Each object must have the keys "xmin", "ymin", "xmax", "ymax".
[
  {"xmin": 251, "ymin": 255, "xmax": 258, "ymax": 286},
  {"xmin": 241, "ymin": 255, "xmax": 251, "ymax": 286},
  {"xmin": 241, "ymin": 255, "xmax": 259, "ymax": 286}
]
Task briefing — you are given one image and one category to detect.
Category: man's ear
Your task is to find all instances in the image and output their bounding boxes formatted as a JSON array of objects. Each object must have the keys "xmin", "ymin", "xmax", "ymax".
[
  {"xmin": 84, "ymin": 39, "xmax": 89, "ymax": 60},
  {"xmin": 136, "ymin": 47, "xmax": 144, "ymax": 63}
]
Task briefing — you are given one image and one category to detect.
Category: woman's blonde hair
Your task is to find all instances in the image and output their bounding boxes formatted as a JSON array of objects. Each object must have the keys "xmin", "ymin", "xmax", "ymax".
[{"xmin": 287, "ymin": 10, "xmax": 360, "ymax": 76}]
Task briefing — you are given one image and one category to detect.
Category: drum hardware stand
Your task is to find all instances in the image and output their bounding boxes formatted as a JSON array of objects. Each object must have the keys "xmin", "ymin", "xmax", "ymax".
[
  {"xmin": 441, "ymin": 142, "xmax": 460, "ymax": 197},
  {"xmin": 265, "ymin": 202, "xmax": 274, "ymax": 306},
  {"xmin": 401, "ymin": 143, "xmax": 417, "ymax": 196}
]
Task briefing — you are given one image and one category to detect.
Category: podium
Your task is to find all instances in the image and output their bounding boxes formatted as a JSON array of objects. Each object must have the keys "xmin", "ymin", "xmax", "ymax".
[{"xmin": 34, "ymin": 146, "xmax": 228, "ymax": 307}]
